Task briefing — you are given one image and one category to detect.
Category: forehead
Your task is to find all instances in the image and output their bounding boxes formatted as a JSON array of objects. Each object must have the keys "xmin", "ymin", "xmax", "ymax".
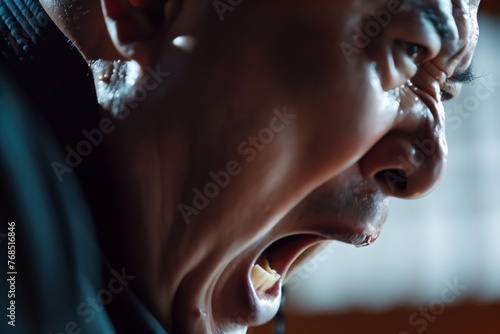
[{"xmin": 455, "ymin": 0, "xmax": 481, "ymax": 71}]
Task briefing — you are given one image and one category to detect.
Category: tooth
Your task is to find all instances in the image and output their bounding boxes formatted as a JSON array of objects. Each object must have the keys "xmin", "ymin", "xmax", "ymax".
[
  {"xmin": 251, "ymin": 265, "xmax": 266, "ymax": 290},
  {"xmin": 251, "ymin": 259, "xmax": 281, "ymax": 292}
]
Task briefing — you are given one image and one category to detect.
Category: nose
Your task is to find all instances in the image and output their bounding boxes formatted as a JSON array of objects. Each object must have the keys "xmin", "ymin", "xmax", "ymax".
[
  {"xmin": 358, "ymin": 2, "xmax": 465, "ymax": 198},
  {"xmin": 359, "ymin": 113, "xmax": 447, "ymax": 198},
  {"xmin": 360, "ymin": 37, "xmax": 449, "ymax": 198}
]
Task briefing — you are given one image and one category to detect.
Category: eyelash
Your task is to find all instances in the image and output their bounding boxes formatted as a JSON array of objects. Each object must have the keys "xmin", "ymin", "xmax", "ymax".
[
  {"xmin": 395, "ymin": 40, "xmax": 427, "ymax": 63},
  {"xmin": 439, "ymin": 89, "xmax": 454, "ymax": 102}
]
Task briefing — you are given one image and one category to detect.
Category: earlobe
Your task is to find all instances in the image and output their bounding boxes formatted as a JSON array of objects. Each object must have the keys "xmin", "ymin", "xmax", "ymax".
[{"xmin": 100, "ymin": 0, "xmax": 181, "ymax": 66}]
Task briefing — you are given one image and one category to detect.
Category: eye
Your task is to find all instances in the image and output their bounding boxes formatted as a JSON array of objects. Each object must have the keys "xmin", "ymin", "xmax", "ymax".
[
  {"xmin": 395, "ymin": 40, "xmax": 427, "ymax": 63},
  {"xmin": 439, "ymin": 89, "xmax": 454, "ymax": 102},
  {"xmin": 407, "ymin": 43, "xmax": 425, "ymax": 60}
]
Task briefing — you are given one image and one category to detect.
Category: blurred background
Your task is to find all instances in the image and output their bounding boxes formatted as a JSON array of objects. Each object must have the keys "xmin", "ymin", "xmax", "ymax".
[{"xmin": 255, "ymin": 3, "xmax": 500, "ymax": 334}]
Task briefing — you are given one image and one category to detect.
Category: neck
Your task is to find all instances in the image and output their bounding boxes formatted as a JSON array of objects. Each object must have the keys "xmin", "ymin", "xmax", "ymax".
[
  {"xmin": 92, "ymin": 60, "xmax": 217, "ymax": 332},
  {"xmin": 91, "ymin": 59, "xmax": 254, "ymax": 333},
  {"xmin": 105, "ymin": 113, "xmax": 227, "ymax": 333},
  {"xmin": 88, "ymin": 59, "xmax": 166, "ymax": 325}
]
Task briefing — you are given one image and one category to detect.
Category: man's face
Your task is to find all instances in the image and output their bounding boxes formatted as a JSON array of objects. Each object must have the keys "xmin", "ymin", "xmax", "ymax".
[{"xmin": 87, "ymin": 0, "xmax": 479, "ymax": 332}]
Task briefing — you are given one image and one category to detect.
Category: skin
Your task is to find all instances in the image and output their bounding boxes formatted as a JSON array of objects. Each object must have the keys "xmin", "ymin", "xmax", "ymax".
[{"xmin": 40, "ymin": 0, "xmax": 480, "ymax": 333}]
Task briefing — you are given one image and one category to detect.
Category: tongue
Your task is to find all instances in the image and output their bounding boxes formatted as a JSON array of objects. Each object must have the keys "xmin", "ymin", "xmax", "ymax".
[{"xmin": 251, "ymin": 258, "xmax": 281, "ymax": 292}]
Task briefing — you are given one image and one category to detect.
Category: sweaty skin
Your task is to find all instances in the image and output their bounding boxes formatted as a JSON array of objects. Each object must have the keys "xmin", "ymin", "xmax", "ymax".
[{"xmin": 41, "ymin": 0, "xmax": 480, "ymax": 333}]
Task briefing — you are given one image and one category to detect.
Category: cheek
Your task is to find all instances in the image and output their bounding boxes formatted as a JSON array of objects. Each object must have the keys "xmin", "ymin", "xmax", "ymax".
[
  {"xmin": 181, "ymin": 2, "xmax": 400, "ymax": 195},
  {"xmin": 251, "ymin": 8, "xmax": 399, "ymax": 179},
  {"xmin": 270, "ymin": 49, "xmax": 397, "ymax": 182},
  {"xmin": 294, "ymin": 70, "xmax": 397, "ymax": 180}
]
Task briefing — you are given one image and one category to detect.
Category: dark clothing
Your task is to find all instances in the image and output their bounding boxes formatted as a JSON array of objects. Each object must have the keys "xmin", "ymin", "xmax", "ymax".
[{"xmin": 0, "ymin": 1, "xmax": 167, "ymax": 332}]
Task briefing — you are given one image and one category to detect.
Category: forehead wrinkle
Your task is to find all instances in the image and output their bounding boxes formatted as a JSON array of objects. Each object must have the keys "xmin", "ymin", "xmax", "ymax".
[
  {"xmin": 446, "ymin": 0, "xmax": 479, "ymax": 77},
  {"xmin": 466, "ymin": 0, "xmax": 481, "ymax": 10},
  {"xmin": 467, "ymin": 1, "xmax": 480, "ymax": 46}
]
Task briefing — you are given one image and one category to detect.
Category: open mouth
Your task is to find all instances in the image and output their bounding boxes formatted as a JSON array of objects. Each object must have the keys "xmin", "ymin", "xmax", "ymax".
[
  {"xmin": 249, "ymin": 234, "xmax": 326, "ymax": 297},
  {"xmin": 242, "ymin": 225, "xmax": 382, "ymax": 325}
]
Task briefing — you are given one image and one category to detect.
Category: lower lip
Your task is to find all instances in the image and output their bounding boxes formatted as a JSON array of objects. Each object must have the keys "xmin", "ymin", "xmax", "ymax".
[{"xmin": 246, "ymin": 277, "xmax": 282, "ymax": 326}]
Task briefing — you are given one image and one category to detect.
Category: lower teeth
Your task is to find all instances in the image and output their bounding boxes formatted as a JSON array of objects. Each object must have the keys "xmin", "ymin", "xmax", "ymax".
[{"xmin": 251, "ymin": 258, "xmax": 281, "ymax": 292}]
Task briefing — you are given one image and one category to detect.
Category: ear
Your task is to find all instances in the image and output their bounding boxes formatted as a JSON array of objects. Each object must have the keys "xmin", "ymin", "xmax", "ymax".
[{"xmin": 100, "ymin": 0, "xmax": 182, "ymax": 66}]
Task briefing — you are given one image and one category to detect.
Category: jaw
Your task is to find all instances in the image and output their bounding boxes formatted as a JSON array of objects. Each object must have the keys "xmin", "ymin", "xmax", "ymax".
[{"xmin": 166, "ymin": 175, "xmax": 388, "ymax": 333}]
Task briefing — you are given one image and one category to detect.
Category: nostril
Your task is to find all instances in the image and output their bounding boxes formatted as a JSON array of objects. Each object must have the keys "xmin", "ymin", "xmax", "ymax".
[
  {"xmin": 375, "ymin": 169, "xmax": 408, "ymax": 193},
  {"xmin": 360, "ymin": 130, "xmax": 446, "ymax": 199}
]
